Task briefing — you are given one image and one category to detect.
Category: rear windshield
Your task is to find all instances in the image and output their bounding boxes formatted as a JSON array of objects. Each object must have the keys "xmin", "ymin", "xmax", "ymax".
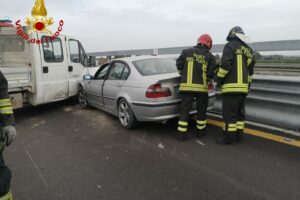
[
  {"xmin": 0, "ymin": 35, "xmax": 25, "ymax": 52},
  {"xmin": 132, "ymin": 58, "xmax": 177, "ymax": 76}
]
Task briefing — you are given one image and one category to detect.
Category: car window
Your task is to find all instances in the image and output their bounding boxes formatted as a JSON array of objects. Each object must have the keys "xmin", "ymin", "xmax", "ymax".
[
  {"xmin": 95, "ymin": 64, "xmax": 110, "ymax": 79},
  {"xmin": 42, "ymin": 36, "xmax": 63, "ymax": 63},
  {"xmin": 69, "ymin": 40, "xmax": 80, "ymax": 63},
  {"xmin": 107, "ymin": 62, "xmax": 126, "ymax": 80},
  {"xmin": 121, "ymin": 66, "xmax": 130, "ymax": 80},
  {"xmin": 132, "ymin": 58, "xmax": 177, "ymax": 76}
]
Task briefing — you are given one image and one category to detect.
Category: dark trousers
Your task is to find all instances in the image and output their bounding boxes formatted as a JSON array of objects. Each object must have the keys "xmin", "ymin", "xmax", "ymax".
[
  {"xmin": 222, "ymin": 94, "xmax": 246, "ymax": 133},
  {"xmin": 0, "ymin": 149, "xmax": 11, "ymax": 197},
  {"xmin": 177, "ymin": 92, "xmax": 208, "ymax": 133}
]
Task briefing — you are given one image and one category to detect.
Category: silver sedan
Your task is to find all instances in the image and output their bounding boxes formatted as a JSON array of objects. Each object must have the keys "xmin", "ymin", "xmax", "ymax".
[{"xmin": 79, "ymin": 56, "xmax": 215, "ymax": 129}]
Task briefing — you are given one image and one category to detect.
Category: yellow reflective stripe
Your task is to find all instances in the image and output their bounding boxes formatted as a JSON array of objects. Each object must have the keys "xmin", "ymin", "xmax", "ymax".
[
  {"xmin": 180, "ymin": 83, "xmax": 208, "ymax": 89},
  {"xmin": 222, "ymin": 83, "xmax": 248, "ymax": 88},
  {"xmin": 178, "ymin": 121, "xmax": 188, "ymax": 126},
  {"xmin": 247, "ymin": 58, "xmax": 252, "ymax": 66},
  {"xmin": 0, "ymin": 102, "xmax": 12, "ymax": 107},
  {"xmin": 0, "ymin": 107, "xmax": 13, "ymax": 114},
  {"xmin": 222, "ymin": 88, "xmax": 248, "ymax": 93},
  {"xmin": 179, "ymin": 87, "xmax": 208, "ymax": 92},
  {"xmin": 197, "ymin": 120, "xmax": 207, "ymax": 125},
  {"xmin": 217, "ymin": 72, "xmax": 226, "ymax": 78},
  {"xmin": 228, "ymin": 127, "xmax": 237, "ymax": 132},
  {"xmin": 197, "ymin": 125, "xmax": 206, "ymax": 130},
  {"xmin": 180, "ymin": 83, "xmax": 208, "ymax": 92},
  {"xmin": 217, "ymin": 67, "xmax": 229, "ymax": 78},
  {"xmin": 0, "ymin": 99, "xmax": 11, "ymax": 103},
  {"xmin": 219, "ymin": 68, "xmax": 229, "ymax": 74},
  {"xmin": 237, "ymin": 121, "xmax": 245, "ymax": 129},
  {"xmin": 0, "ymin": 191, "xmax": 12, "ymax": 200},
  {"xmin": 223, "ymin": 123, "xmax": 237, "ymax": 132},
  {"xmin": 237, "ymin": 54, "xmax": 243, "ymax": 84},
  {"xmin": 178, "ymin": 127, "xmax": 187, "ymax": 132},
  {"xmin": 187, "ymin": 61, "xmax": 194, "ymax": 84},
  {"xmin": 202, "ymin": 63, "xmax": 207, "ymax": 85},
  {"xmin": 221, "ymin": 83, "xmax": 249, "ymax": 93},
  {"xmin": 237, "ymin": 121, "xmax": 245, "ymax": 126},
  {"xmin": 248, "ymin": 75, "xmax": 253, "ymax": 83}
]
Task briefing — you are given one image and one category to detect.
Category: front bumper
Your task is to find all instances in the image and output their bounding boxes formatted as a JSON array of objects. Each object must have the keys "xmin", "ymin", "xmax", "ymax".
[{"xmin": 130, "ymin": 95, "xmax": 216, "ymax": 122}]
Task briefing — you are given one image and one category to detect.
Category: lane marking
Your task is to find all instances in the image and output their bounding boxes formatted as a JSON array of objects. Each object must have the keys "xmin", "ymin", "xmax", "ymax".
[
  {"xmin": 25, "ymin": 150, "xmax": 49, "ymax": 188},
  {"xmin": 196, "ymin": 140, "xmax": 205, "ymax": 146},
  {"xmin": 207, "ymin": 119, "xmax": 300, "ymax": 148}
]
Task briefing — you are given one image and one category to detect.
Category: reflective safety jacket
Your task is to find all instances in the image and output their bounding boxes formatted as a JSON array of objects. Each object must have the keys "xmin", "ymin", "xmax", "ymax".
[
  {"xmin": 0, "ymin": 71, "xmax": 15, "ymax": 127},
  {"xmin": 176, "ymin": 44, "xmax": 217, "ymax": 93},
  {"xmin": 216, "ymin": 39, "xmax": 255, "ymax": 94}
]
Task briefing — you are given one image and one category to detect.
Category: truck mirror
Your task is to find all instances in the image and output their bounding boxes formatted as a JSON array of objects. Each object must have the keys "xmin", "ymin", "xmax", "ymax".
[{"xmin": 88, "ymin": 56, "xmax": 96, "ymax": 67}]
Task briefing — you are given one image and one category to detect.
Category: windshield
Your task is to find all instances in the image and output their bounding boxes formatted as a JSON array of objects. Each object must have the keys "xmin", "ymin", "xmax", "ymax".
[{"xmin": 132, "ymin": 58, "xmax": 177, "ymax": 76}]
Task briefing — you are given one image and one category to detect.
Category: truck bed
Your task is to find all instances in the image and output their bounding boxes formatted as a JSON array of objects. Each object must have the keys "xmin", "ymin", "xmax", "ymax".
[{"xmin": 0, "ymin": 27, "xmax": 32, "ymax": 92}]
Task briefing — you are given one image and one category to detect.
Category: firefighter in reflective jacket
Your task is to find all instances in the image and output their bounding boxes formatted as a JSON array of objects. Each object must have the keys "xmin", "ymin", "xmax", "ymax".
[
  {"xmin": 215, "ymin": 26, "xmax": 255, "ymax": 144},
  {"xmin": 176, "ymin": 34, "xmax": 217, "ymax": 142},
  {"xmin": 0, "ymin": 71, "xmax": 17, "ymax": 200}
]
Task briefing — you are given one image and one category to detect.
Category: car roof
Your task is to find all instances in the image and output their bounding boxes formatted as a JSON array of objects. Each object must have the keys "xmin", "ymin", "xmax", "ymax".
[{"xmin": 111, "ymin": 55, "xmax": 178, "ymax": 63}]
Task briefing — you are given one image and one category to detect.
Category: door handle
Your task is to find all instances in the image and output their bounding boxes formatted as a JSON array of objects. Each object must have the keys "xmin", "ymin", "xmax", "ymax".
[
  {"xmin": 43, "ymin": 66, "xmax": 48, "ymax": 73},
  {"xmin": 68, "ymin": 66, "xmax": 73, "ymax": 72},
  {"xmin": 115, "ymin": 83, "xmax": 122, "ymax": 87}
]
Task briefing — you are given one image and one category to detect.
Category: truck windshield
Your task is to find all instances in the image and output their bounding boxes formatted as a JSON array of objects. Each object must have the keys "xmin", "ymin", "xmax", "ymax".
[
  {"xmin": 132, "ymin": 58, "xmax": 177, "ymax": 76},
  {"xmin": 0, "ymin": 35, "xmax": 25, "ymax": 52}
]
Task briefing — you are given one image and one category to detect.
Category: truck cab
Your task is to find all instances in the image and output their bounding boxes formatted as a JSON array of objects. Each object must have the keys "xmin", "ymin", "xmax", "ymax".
[{"xmin": 0, "ymin": 24, "xmax": 94, "ymax": 108}]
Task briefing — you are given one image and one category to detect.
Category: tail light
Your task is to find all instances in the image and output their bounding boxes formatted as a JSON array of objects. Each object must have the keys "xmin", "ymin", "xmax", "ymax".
[
  {"xmin": 146, "ymin": 83, "xmax": 172, "ymax": 98},
  {"xmin": 208, "ymin": 82, "xmax": 215, "ymax": 93}
]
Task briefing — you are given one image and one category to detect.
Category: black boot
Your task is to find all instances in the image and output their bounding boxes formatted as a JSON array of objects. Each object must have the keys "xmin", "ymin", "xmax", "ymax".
[
  {"xmin": 196, "ymin": 128, "xmax": 206, "ymax": 138},
  {"xmin": 236, "ymin": 130, "xmax": 244, "ymax": 143},
  {"xmin": 177, "ymin": 132, "xmax": 187, "ymax": 142},
  {"xmin": 216, "ymin": 131, "xmax": 233, "ymax": 145}
]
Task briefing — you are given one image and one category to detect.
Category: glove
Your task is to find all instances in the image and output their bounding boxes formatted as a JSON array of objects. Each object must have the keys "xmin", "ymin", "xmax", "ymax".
[{"xmin": 2, "ymin": 125, "xmax": 17, "ymax": 146}]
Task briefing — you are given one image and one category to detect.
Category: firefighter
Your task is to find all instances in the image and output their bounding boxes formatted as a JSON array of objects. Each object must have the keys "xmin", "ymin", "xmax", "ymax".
[
  {"xmin": 215, "ymin": 26, "xmax": 255, "ymax": 144},
  {"xmin": 176, "ymin": 34, "xmax": 217, "ymax": 142},
  {"xmin": 0, "ymin": 71, "xmax": 17, "ymax": 200}
]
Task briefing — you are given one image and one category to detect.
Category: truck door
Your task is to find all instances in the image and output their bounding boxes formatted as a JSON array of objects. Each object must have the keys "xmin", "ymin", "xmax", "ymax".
[
  {"xmin": 67, "ymin": 39, "xmax": 87, "ymax": 97},
  {"xmin": 39, "ymin": 34, "xmax": 68, "ymax": 102}
]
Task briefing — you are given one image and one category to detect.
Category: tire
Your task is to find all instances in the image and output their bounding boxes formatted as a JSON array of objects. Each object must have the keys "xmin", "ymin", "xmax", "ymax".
[
  {"xmin": 118, "ymin": 99, "xmax": 138, "ymax": 129},
  {"xmin": 78, "ymin": 87, "xmax": 88, "ymax": 108}
]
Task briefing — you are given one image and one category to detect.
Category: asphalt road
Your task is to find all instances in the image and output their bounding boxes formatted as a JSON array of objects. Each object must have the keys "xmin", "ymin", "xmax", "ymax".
[{"xmin": 3, "ymin": 100, "xmax": 300, "ymax": 200}]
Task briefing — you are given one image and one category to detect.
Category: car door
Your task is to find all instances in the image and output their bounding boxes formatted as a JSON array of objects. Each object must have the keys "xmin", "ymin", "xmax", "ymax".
[
  {"xmin": 66, "ymin": 38, "xmax": 87, "ymax": 97},
  {"xmin": 102, "ymin": 61, "xmax": 130, "ymax": 110},
  {"xmin": 39, "ymin": 34, "xmax": 69, "ymax": 102},
  {"xmin": 85, "ymin": 63, "xmax": 110, "ymax": 107}
]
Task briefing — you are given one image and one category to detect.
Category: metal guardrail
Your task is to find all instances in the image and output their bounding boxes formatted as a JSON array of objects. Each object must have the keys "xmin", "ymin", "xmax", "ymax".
[
  {"xmin": 88, "ymin": 40, "xmax": 300, "ymax": 57},
  {"xmin": 211, "ymin": 75, "xmax": 300, "ymax": 134},
  {"xmin": 87, "ymin": 40, "xmax": 300, "ymax": 135}
]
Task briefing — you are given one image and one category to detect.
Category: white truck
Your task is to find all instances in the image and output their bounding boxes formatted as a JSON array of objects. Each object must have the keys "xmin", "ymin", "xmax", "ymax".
[{"xmin": 0, "ymin": 24, "xmax": 95, "ymax": 109}]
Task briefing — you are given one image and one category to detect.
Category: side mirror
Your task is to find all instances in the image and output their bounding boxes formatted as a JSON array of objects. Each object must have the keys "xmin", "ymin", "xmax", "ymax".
[
  {"xmin": 88, "ymin": 56, "xmax": 96, "ymax": 67},
  {"xmin": 83, "ymin": 74, "xmax": 92, "ymax": 80}
]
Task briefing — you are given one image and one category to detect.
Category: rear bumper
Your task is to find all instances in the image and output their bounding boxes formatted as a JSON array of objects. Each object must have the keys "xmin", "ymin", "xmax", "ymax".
[{"xmin": 130, "ymin": 94, "xmax": 216, "ymax": 122}]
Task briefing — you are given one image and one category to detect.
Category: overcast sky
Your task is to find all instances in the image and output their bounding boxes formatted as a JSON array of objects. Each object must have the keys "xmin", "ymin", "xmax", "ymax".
[{"xmin": 1, "ymin": 0, "xmax": 300, "ymax": 52}]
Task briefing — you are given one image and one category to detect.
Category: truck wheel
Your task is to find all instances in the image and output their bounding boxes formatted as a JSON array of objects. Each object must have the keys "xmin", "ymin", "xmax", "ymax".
[
  {"xmin": 118, "ymin": 99, "xmax": 138, "ymax": 129},
  {"xmin": 79, "ymin": 87, "xmax": 88, "ymax": 108}
]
